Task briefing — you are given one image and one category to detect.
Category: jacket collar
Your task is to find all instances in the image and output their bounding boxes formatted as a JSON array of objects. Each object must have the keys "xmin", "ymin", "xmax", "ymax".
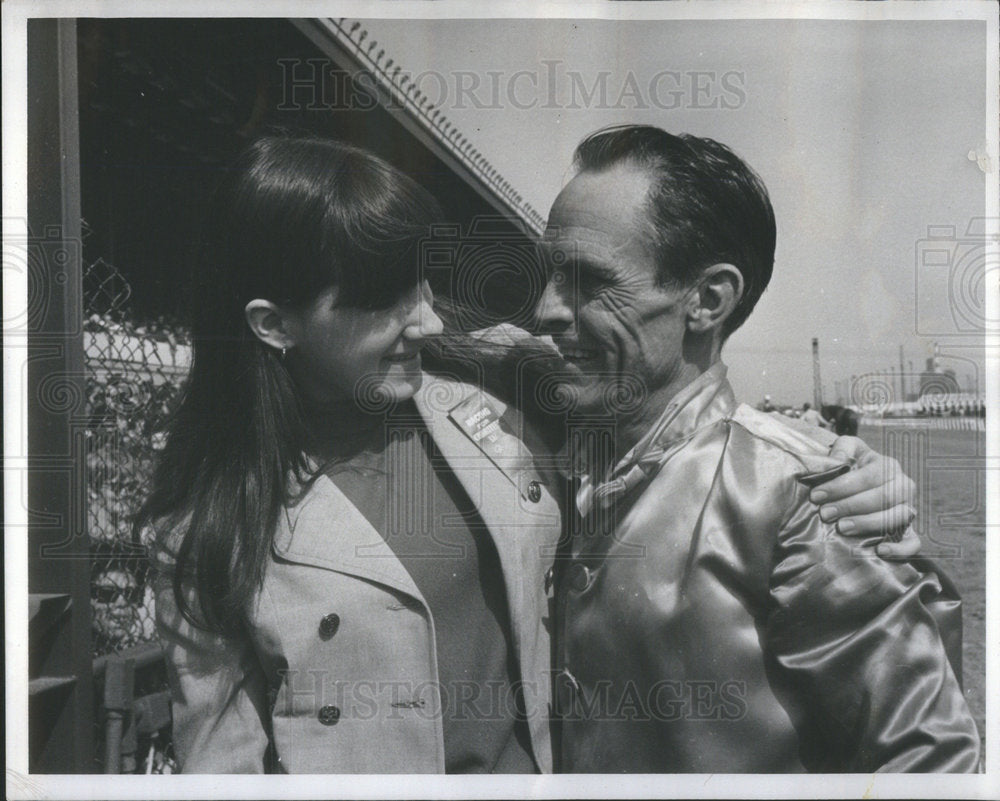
[
  {"xmin": 623, "ymin": 361, "xmax": 735, "ymax": 459},
  {"xmin": 414, "ymin": 373, "xmax": 527, "ymax": 496},
  {"xmin": 577, "ymin": 362, "xmax": 735, "ymax": 516},
  {"xmin": 268, "ymin": 374, "xmax": 489, "ymax": 602}
]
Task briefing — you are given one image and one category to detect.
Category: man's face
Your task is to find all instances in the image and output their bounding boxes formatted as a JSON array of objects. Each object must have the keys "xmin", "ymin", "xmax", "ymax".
[
  {"xmin": 536, "ymin": 164, "xmax": 693, "ymax": 423},
  {"xmin": 92, "ymin": 568, "xmax": 142, "ymax": 646}
]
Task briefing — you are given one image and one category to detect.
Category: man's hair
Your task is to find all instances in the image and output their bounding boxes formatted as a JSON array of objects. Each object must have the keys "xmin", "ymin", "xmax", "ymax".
[{"xmin": 573, "ymin": 124, "xmax": 776, "ymax": 337}]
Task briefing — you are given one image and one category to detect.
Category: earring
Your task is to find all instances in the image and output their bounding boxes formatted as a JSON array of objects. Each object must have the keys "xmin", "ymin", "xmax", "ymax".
[{"xmin": 280, "ymin": 346, "xmax": 287, "ymax": 360}]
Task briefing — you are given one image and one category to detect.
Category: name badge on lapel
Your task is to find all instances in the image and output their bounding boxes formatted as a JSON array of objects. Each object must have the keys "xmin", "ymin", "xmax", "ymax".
[{"xmin": 448, "ymin": 393, "xmax": 533, "ymax": 500}]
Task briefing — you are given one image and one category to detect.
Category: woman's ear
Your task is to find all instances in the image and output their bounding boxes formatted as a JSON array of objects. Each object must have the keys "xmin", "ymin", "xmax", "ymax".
[
  {"xmin": 244, "ymin": 299, "xmax": 295, "ymax": 350},
  {"xmin": 686, "ymin": 263, "xmax": 744, "ymax": 334}
]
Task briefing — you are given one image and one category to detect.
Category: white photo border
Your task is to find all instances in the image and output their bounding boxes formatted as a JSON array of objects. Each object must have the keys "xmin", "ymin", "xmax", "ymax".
[{"xmin": 4, "ymin": 1, "xmax": 997, "ymax": 799}]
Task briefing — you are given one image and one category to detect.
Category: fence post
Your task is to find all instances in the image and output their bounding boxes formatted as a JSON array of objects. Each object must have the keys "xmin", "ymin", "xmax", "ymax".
[
  {"xmin": 102, "ymin": 657, "xmax": 135, "ymax": 774},
  {"xmin": 26, "ymin": 17, "xmax": 95, "ymax": 772}
]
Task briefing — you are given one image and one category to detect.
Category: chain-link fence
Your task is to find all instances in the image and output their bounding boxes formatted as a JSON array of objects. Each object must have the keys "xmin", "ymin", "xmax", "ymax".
[{"xmin": 83, "ymin": 253, "xmax": 190, "ymax": 772}]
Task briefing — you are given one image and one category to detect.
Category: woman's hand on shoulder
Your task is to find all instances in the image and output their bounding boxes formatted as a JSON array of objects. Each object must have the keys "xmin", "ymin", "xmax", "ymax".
[{"xmin": 809, "ymin": 435, "xmax": 919, "ymax": 558}]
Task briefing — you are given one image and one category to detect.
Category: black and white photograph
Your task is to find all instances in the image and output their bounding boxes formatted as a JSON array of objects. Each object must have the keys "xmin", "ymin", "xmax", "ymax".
[{"xmin": 4, "ymin": 1, "xmax": 997, "ymax": 798}]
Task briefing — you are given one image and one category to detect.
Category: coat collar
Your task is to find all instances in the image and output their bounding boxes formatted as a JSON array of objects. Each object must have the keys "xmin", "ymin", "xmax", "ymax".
[
  {"xmin": 413, "ymin": 373, "xmax": 543, "ymax": 502},
  {"xmin": 267, "ymin": 374, "xmax": 488, "ymax": 602},
  {"xmin": 272, "ymin": 471, "xmax": 428, "ymax": 603},
  {"xmin": 272, "ymin": 372, "xmax": 557, "ymax": 598},
  {"xmin": 577, "ymin": 362, "xmax": 736, "ymax": 516},
  {"xmin": 623, "ymin": 361, "xmax": 736, "ymax": 457}
]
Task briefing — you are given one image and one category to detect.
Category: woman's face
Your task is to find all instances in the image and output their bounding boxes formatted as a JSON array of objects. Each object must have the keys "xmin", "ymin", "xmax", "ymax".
[{"xmin": 286, "ymin": 280, "xmax": 443, "ymax": 408}]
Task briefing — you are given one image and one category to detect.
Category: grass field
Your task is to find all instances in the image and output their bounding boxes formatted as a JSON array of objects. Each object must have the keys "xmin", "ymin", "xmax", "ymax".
[{"xmin": 859, "ymin": 425, "xmax": 987, "ymax": 756}]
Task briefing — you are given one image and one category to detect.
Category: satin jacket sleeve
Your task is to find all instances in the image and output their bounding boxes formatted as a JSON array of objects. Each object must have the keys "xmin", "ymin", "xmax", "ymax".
[
  {"xmin": 766, "ymin": 489, "xmax": 981, "ymax": 772},
  {"xmin": 153, "ymin": 561, "xmax": 272, "ymax": 773}
]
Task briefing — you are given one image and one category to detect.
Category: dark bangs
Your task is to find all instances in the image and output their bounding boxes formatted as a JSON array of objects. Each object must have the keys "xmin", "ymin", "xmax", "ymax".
[
  {"xmin": 318, "ymin": 148, "xmax": 443, "ymax": 310},
  {"xmin": 209, "ymin": 136, "xmax": 444, "ymax": 319}
]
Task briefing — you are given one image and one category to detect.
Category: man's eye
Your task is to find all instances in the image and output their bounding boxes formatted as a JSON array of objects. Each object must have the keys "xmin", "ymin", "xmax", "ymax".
[{"xmin": 577, "ymin": 270, "xmax": 606, "ymax": 292}]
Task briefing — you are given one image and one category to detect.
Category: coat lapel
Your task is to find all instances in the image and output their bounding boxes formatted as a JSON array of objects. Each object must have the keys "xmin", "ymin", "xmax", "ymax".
[
  {"xmin": 415, "ymin": 373, "xmax": 560, "ymax": 771},
  {"xmin": 272, "ymin": 473, "xmax": 426, "ymax": 605},
  {"xmin": 414, "ymin": 374, "xmax": 559, "ymax": 541}
]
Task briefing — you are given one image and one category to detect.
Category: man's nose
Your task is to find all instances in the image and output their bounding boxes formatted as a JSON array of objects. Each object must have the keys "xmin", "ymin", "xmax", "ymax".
[{"xmin": 534, "ymin": 276, "xmax": 574, "ymax": 334}]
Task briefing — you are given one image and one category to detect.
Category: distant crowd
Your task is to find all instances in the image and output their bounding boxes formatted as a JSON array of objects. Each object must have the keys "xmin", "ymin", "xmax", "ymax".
[{"xmin": 758, "ymin": 395, "xmax": 986, "ymax": 434}]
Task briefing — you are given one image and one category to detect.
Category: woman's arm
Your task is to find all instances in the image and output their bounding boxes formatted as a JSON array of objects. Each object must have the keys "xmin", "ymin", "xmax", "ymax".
[
  {"xmin": 153, "ymin": 568, "xmax": 271, "ymax": 773},
  {"xmin": 764, "ymin": 493, "xmax": 980, "ymax": 772}
]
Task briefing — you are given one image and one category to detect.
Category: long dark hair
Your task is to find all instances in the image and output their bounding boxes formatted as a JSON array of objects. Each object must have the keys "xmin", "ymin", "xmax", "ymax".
[{"xmin": 137, "ymin": 135, "xmax": 443, "ymax": 637}]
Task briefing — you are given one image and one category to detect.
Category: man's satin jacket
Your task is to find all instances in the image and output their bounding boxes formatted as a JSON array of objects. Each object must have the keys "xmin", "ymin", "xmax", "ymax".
[{"xmin": 555, "ymin": 363, "xmax": 980, "ymax": 772}]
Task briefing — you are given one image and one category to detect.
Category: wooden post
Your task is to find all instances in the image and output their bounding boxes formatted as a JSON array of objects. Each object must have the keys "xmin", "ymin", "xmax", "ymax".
[{"xmin": 26, "ymin": 17, "xmax": 95, "ymax": 773}]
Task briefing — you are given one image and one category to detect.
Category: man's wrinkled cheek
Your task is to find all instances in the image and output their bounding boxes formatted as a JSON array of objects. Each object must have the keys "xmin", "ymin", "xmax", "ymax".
[
  {"xmin": 581, "ymin": 304, "xmax": 621, "ymax": 340},
  {"xmin": 597, "ymin": 288, "xmax": 642, "ymax": 321}
]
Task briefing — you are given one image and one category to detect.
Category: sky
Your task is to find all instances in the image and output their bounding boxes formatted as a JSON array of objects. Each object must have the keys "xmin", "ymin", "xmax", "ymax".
[{"xmin": 358, "ymin": 17, "xmax": 990, "ymax": 404}]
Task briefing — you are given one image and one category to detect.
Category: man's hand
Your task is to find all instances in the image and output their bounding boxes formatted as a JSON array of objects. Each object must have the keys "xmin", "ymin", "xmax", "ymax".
[{"xmin": 809, "ymin": 436, "xmax": 920, "ymax": 558}]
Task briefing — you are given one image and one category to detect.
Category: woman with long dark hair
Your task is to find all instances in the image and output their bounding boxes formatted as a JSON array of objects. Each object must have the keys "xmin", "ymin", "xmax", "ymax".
[
  {"xmin": 142, "ymin": 135, "xmax": 562, "ymax": 773},
  {"xmin": 141, "ymin": 134, "xmax": 918, "ymax": 774}
]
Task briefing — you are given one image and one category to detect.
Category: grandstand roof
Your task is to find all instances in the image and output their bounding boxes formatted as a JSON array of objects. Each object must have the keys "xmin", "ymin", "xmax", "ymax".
[{"xmin": 293, "ymin": 18, "xmax": 547, "ymax": 236}]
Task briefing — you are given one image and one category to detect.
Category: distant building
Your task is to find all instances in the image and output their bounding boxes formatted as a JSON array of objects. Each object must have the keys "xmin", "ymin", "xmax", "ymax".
[{"xmin": 919, "ymin": 358, "xmax": 960, "ymax": 398}]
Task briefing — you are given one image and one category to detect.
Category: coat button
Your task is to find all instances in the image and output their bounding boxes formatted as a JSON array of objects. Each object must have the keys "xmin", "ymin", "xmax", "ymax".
[
  {"xmin": 569, "ymin": 563, "xmax": 592, "ymax": 592},
  {"xmin": 318, "ymin": 613, "xmax": 340, "ymax": 639},
  {"xmin": 317, "ymin": 705, "xmax": 341, "ymax": 726},
  {"xmin": 527, "ymin": 480, "xmax": 542, "ymax": 503}
]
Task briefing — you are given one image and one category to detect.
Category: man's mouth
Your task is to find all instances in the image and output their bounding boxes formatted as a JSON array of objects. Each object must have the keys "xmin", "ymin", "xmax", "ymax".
[{"xmin": 556, "ymin": 345, "xmax": 599, "ymax": 364}]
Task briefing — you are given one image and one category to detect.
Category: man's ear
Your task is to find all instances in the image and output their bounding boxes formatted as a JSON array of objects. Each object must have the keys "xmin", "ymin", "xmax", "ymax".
[
  {"xmin": 686, "ymin": 263, "xmax": 744, "ymax": 334},
  {"xmin": 244, "ymin": 299, "xmax": 296, "ymax": 350}
]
